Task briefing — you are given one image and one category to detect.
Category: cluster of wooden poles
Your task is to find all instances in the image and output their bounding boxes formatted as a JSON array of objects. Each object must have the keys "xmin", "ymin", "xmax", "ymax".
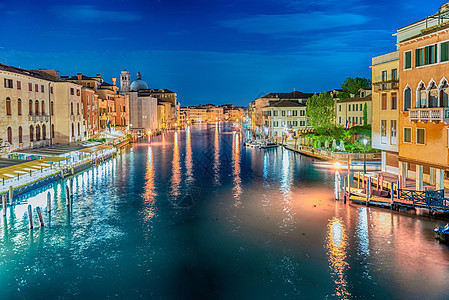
[{"xmin": 2, "ymin": 179, "xmax": 74, "ymax": 229}]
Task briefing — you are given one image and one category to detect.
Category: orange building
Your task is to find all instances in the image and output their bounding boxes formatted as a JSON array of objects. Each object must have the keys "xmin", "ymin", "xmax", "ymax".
[
  {"xmin": 396, "ymin": 3, "xmax": 449, "ymax": 189},
  {"xmin": 81, "ymin": 87, "xmax": 98, "ymax": 138}
]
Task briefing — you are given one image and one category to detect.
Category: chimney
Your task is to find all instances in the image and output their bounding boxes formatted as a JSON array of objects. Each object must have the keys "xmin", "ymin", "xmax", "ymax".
[
  {"xmin": 77, "ymin": 73, "xmax": 82, "ymax": 80},
  {"xmin": 112, "ymin": 78, "xmax": 116, "ymax": 86}
]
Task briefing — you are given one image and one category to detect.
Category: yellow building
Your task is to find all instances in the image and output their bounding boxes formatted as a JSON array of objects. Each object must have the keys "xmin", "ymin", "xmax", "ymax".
[
  {"xmin": 371, "ymin": 51, "xmax": 399, "ymax": 174},
  {"xmin": 335, "ymin": 88, "xmax": 372, "ymax": 127}
]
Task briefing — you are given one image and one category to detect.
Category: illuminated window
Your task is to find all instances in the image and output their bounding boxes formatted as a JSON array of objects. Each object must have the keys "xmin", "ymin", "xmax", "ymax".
[
  {"xmin": 403, "ymin": 128, "xmax": 412, "ymax": 143},
  {"xmin": 417, "ymin": 128, "xmax": 425, "ymax": 144}
]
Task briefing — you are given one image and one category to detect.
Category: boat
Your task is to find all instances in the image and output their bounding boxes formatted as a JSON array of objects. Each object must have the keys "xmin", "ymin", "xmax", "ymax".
[
  {"xmin": 259, "ymin": 142, "xmax": 278, "ymax": 149},
  {"xmin": 434, "ymin": 224, "xmax": 449, "ymax": 243}
]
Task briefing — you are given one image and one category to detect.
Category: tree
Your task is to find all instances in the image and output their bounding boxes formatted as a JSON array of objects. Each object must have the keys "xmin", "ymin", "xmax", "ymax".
[
  {"xmin": 363, "ymin": 103, "xmax": 368, "ymax": 125},
  {"xmin": 339, "ymin": 77, "xmax": 371, "ymax": 100},
  {"xmin": 306, "ymin": 92, "xmax": 335, "ymax": 132}
]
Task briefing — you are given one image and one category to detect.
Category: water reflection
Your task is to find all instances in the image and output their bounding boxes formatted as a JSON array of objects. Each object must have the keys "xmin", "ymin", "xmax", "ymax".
[
  {"xmin": 213, "ymin": 122, "xmax": 220, "ymax": 185},
  {"xmin": 185, "ymin": 126, "xmax": 194, "ymax": 185},
  {"xmin": 143, "ymin": 147, "xmax": 156, "ymax": 221},
  {"xmin": 170, "ymin": 131, "xmax": 181, "ymax": 200},
  {"xmin": 232, "ymin": 132, "xmax": 242, "ymax": 204},
  {"xmin": 326, "ymin": 217, "xmax": 350, "ymax": 299}
]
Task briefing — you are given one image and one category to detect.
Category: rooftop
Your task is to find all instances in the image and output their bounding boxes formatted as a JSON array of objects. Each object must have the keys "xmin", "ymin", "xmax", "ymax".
[
  {"xmin": 338, "ymin": 94, "xmax": 372, "ymax": 103},
  {"xmin": 259, "ymin": 91, "xmax": 314, "ymax": 100},
  {"xmin": 267, "ymin": 100, "xmax": 306, "ymax": 108}
]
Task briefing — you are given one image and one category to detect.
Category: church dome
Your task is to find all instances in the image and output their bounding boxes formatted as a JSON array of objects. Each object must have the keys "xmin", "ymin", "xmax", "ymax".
[{"xmin": 130, "ymin": 72, "xmax": 148, "ymax": 91}]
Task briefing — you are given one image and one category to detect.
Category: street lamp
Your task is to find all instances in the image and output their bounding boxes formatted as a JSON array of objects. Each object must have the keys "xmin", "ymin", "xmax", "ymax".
[{"xmin": 363, "ymin": 138, "xmax": 368, "ymax": 174}]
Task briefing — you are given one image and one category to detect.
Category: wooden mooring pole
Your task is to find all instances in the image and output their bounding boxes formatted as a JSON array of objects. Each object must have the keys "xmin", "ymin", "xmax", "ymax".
[
  {"xmin": 2, "ymin": 194, "xmax": 7, "ymax": 216},
  {"xmin": 8, "ymin": 186, "xmax": 13, "ymax": 205},
  {"xmin": 28, "ymin": 204, "xmax": 33, "ymax": 229},
  {"xmin": 36, "ymin": 207, "xmax": 44, "ymax": 227},
  {"xmin": 47, "ymin": 192, "xmax": 51, "ymax": 213},
  {"xmin": 366, "ymin": 177, "xmax": 370, "ymax": 207}
]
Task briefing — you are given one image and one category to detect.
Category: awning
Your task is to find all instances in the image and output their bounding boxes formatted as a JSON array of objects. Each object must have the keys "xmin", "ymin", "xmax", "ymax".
[
  {"xmin": 78, "ymin": 144, "xmax": 113, "ymax": 154},
  {"xmin": 0, "ymin": 158, "xmax": 55, "ymax": 180}
]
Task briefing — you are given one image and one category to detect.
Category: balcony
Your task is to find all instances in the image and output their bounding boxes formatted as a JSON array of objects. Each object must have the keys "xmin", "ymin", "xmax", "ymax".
[
  {"xmin": 28, "ymin": 114, "xmax": 50, "ymax": 122},
  {"xmin": 373, "ymin": 81, "xmax": 399, "ymax": 92},
  {"xmin": 409, "ymin": 107, "xmax": 449, "ymax": 123}
]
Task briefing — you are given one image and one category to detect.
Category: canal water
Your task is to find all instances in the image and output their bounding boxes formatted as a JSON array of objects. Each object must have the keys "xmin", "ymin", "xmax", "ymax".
[{"xmin": 1, "ymin": 123, "xmax": 449, "ymax": 299}]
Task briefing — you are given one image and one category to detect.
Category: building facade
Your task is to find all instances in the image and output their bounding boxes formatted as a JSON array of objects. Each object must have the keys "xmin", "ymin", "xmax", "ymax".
[
  {"xmin": 371, "ymin": 51, "xmax": 400, "ymax": 174},
  {"xmin": 336, "ymin": 88, "xmax": 372, "ymax": 127}
]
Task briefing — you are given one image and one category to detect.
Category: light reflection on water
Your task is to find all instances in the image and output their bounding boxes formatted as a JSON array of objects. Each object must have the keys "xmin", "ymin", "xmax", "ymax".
[{"xmin": 0, "ymin": 124, "xmax": 449, "ymax": 299}]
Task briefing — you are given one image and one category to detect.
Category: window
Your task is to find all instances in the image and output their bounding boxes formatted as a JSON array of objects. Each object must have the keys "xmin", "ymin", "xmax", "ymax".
[
  {"xmin": 339, "ymin": 116, "xmax": 341, "ymax": 124},
  {"xmin": 391, "ymin": 93, "xmax": 397, "ymax": 110},
  {"xmin": 441, "ymin": 41, "xmax": 449, "ymax": 62},
  {"xmin": 77, "ymin": 103, "xmax": 79, "ymax": 115},
  {"xmin": 17, "ymin": 81, "xmax": 21, "ymax": 90},
  {"xmin": 28, "ymin": 83, "xmax": 33, "ymax": 91},
  {"xmin": 4, "ymin": 79, "xmax": 13, "ymax": 88},
  {"xmin": 360, "ymin": 117, "xmax": 363, "ymax": 124},
  {"xmin": 404, "ymin": 51, "xmax": 412, "ymax": 69},
  {"xmin": 360, "ymin": 103, "xmax": 363, "ymax": 111},
  {"xmin": 72, "ymin": 123, "xmax": 75, "ymax": 137},
  {"xmin": 51, "ymin": 124, "xmax": 55, "ymax": 139},
  {"xmin": 416, "ymin": 44, "xmax": 437, "ymax": 67},
  {"xmin": 41, "ymin": 100, "xmax": 45, "ymax": 114},
  {"xmin": 381, "ymin": 120, "xmax": 387, "ymax": 137},
  {"xmin": 354, "ymin": 104, "xmax": 357, "ymax": 111},
  {"xmin": 292, "ymin": 110, "xmax": 297, "ymax": 116},
  {"xmin": 18, "ymin": 126, "xmax": 22, "ymax": 143},
  {"xmin": 30, "ymin": 125, "xmax": 34, "ymax": 142},
  {"xmin": 391, "ymin": 68, "xmax": 398, "ymax": 80},
  {"xmin": 417, "ymin": 84, "xmax": 427, "ymax": 108},
  {"xmin": 77, "ymin": 89, "xmax": 80, "ymax": 96},
  {"xmin": 71, "ymin": 102, "xmax": 74, "ymax": 115},
  {"xmin": 273, "ymin": 111, "xmax": 278, "ymax": 116},
  {"xmin": 35, "ymin": 100, "xmax": 39, "ymax": 115},
  {"xmin": 391, "ymin": 120, "xmax": 397, "ymax": 143},
  {"xmin": 42, "ymin": 124, "xmax": 46, "ymax": 140},
  {"xmin": 339, "ymin": 104, "xmax": 341, "ymax": 111},
  {"xmin": 381, "ymin": 93, "xmax": 387, "ymax": 110},
  {"xmin": 430, "ymin": 84, "xmax": 438, "ymax": 108},
  {"xmin": 7, "ymin": 127, "xmax": 12, "ymax": 144},
  {"xmin": 18, "ymin": 99, "xmax": 22, "ymax": 115},
  {"xmin": 417, "ymin": 128, "xmax": 425, "ymax": 144},
  {"xmin": 36, "ymin": 125, "xmax": 40, "ymax": 141},
  {"xmin": 355, "ymin": 117, "xmax": 358, "ymax": 124},
  {"xmin": 282, "ymin": 110, "xmax": 285, "ymax": 116},
  {"xmin": 300, "ymin": 120, "xmax": 305, "ymax": 126},
  {"xmin": 300, "ymin": 110, "xmax": 305, "ymax": 116},
  {"xmin": 440, "ymin": 81, "xmax": 449, "ymax": 108},
  {"xmin": 50, "ymin": 86, "xmax": 53, "ymax": 94},
  {"xmin": 349, "ymin": 105, "xmax": 351, "ymax": 111},
  {"xmin": 50, "ymin": 101, "xmax": 54, "ymax": 115},
  {"xmin": 70, "ymin": 88, "xmax": 74, "ymax": 95},
  {"xmin": 29, "ymin": 100, "xmax": 33, "ymax": 115},
  {"xmin": 6, "ymin": 98, "xmax": 11, "ymax": 115},
  {"xmin": 35, "ymin": 84, "xmax": 38, "ymax": 92},
  {"xmin": 381, "ymin": 70, "xmax": 387, "ymax": 81},
  {"xmin": 41, "ymin": 85, "xmax": 44, "ymax": 93},
  {"xmin": 273, "ymin": 121, "xmax": 276, "ymax": 127},
  {"xmin": 404, "ymin": 128, "xmax": 412, "ymax": 143},
  {"xmin": 87, "ymin": 95, "xmax": 89, "ymax": 105},
  {"xmin": 404, "ymin": 87, "xmax": 412, "ymax": 111}
]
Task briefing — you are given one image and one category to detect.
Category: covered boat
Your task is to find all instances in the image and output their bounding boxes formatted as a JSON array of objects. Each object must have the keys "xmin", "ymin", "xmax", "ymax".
[{"xmin": 434, "ymin": 224, "xmax": 449, "ymax": 243}]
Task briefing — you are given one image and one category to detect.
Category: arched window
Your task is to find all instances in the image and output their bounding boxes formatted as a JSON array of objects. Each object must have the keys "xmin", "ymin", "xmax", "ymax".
[
  {"xmin": 50, "ymin": 101, "xmax": 54, "ymax": 115},
  {"xmin": 429, "ymin": 82, "xmax": 438, "ymax": 108},
  {"xmin": 35, "ymin": 100, "xmax": 39, "ymax": 115},
  {"xmin": 42, "ymin": 124, "xmax": 46, "ymax": 140},
  {"xmin": 41, "ymin": 100, "xmax": 45, "ymax": 115},
  {"xmin": 78, "ymin": 123, "xmax": 80, "ymax": 136},
  {"xmin": 51, "ymin": 124, "xmax": 55, "ymax": 139},
  {"xmin": 404, "ymin": 87, "xmax": 412, "ymax": 111},
  {"xmin": 417, "ymin": 83, "xmax": 426, "ymax": 108},
  {"xmin": 18, "ymin": 99, "xmax": 22, "ymax": 115},
  {"xmin": 7, "ymin": 127, "xmax": 12, "ymax": 144},
  {"xmin": 71, "ymin": 102, "xmax": 74, "ymax": 115},
  {"xmin": 29, "ymin": 100, "xmax": 33, "ymax": 115},
  {"xmin": 6, "ymin": 98, "xmax": 11, "ymax": 115},
  {"xmin": 440, "ymin": 81, "xmax": 449, "ymax": 108},
  {"xmin": 72, "ymin": 123, "xmax": 75, "ymax": 137},
  {"xmin": 30, "ymin": 125, "xmax": 34, "ymax": 142},
  {"xmin": 18, "ymin": 126, "xmax": 22, "ymax": 143},
  {"xmin": 35, "ymin": 125, "xmax": 40, "ymax": 141}
]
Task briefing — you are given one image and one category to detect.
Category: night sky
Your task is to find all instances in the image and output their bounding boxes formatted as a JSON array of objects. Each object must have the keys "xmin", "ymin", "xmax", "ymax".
[{"xmin": 0, "ymin": 0, "xmax": 444, "ymax": 106}]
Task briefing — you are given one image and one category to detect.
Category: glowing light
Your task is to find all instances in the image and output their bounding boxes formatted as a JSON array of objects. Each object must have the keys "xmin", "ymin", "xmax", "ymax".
[
  {"xmin": 363, "ymin": 138, "xmax": 368, "ymax": 145},
  {"xmin": 333, "ymin": 161, "xmax": 341, "ymax": 170}
]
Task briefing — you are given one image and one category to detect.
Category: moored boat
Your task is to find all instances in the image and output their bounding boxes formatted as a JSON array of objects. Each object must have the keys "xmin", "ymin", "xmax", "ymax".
[
  {"xmin": 434, "ymin": 224, "xmax": 449, "ymax": 243},
  {"xmin": 259, "ymin": 142, "xmax": 278, "ymax": 149}
]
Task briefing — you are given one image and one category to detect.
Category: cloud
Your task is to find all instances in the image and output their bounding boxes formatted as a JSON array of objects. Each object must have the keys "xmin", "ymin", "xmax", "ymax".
[
  {"xmin": 219, "ymin": 12, "xmax": 369, "ymax": 35},
  {"xmin": 51, "ymin": 5, "xmax": 142, "ymax": 23}
]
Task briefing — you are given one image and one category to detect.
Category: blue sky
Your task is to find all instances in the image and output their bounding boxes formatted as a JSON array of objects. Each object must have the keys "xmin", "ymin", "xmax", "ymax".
[{"xmin": 0, "ymin": 0, "xmax": 445, "ymax": 106}]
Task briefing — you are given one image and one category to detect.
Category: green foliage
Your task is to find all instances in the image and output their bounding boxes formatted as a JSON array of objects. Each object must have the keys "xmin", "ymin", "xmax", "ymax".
[
  {"xmin": 363, "ymin": 103, "xmax": 368, "ymax": 125},
  {"xmin": 88, "ymin": 138, "xmax": 106, "ymax": 143},
  {"xmin": 339, "ymin": 77, "xmax": 371, "ymax": 100},
  {"xmin": 306, "ymin": 92, "xmax": 335, "ymax": 131}
]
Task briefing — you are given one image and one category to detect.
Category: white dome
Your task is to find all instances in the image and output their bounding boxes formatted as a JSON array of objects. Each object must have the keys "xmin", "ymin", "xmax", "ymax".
[{"xmin": 130, "ymin": 72, "xmax": 148, "ymax": 91}]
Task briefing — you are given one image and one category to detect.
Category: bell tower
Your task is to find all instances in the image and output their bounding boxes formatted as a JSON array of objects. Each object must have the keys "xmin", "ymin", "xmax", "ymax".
[{"xmin": 120, "ymin": 70, "xmax": 130, "ymax": 94}]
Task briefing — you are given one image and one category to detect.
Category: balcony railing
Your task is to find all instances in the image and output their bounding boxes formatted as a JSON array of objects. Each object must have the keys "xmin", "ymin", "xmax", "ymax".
[
  {"xmin": 409, "ymin": 107, "xmax": 449, "ymax": 123},
  {"xmin": 28, "ymin": 114, "xmax": 50, "ymax": 122},
  {"xmin": 373, "ymin": 81, "xmax": 399, "ymax": 92}
]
